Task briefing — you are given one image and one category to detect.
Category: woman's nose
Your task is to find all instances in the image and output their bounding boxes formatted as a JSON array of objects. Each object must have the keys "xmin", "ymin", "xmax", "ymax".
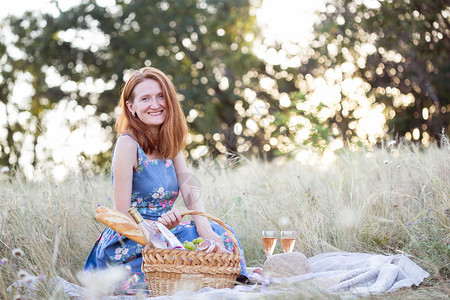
[{"xmin": 148, "ymin": 97, "xmax": 158, "ymax": 106}]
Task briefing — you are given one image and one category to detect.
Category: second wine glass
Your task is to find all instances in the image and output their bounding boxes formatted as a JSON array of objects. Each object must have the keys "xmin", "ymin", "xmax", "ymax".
[{"xmin": 280, "ymin": 231, "xmax": 296, "ymax": 253}]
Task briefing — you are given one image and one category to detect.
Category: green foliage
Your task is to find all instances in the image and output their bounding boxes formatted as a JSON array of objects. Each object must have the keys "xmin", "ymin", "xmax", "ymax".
[
  {"xmin": 0, "ymin": 0, "xmax": 276, "ymax": 169},
  {"xmin": 306, "ymin": 0, "xmax": 449, "ymax": 144},
  {"xmin": 1, "ymin": 0, "xmax": 449, "ymax": 172},
  {"xmin": 273, "ymin": 92, "xmax": 332, "ymax": 154}
]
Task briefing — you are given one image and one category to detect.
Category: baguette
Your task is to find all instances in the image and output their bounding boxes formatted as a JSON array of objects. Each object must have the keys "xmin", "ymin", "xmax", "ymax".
[
  {"xmin": 96, "ymin": 206, "xmax": 138, "ymax": 224},
  {"xmin": 96, "ymin": 205, "xmax": 123, "ymax": 215},
  {"xmin": 95, "ymin": 208, "xmax": 146, "ymax": 246},
  {"xmin": 96, "ymin": 205, "xmax": 111, "ymax": 214}
]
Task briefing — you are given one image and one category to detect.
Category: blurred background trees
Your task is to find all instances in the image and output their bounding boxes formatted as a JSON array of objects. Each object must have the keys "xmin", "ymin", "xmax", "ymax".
[
  {"xmin": 0, "ymin": 0, "xmax": 448, "ymax": 173},
  {"xmin": 302, "ymin": 0, "xmax": 449, "ymax": 146},
  {"xmin": 1, "ymin": 0, "xmax": 273, "ymax": 170}
]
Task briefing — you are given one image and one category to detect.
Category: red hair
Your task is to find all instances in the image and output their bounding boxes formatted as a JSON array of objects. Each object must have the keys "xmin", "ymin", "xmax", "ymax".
[{"xmin": 115, "ymin": 67, "xmax": 188, "ymax": 159}]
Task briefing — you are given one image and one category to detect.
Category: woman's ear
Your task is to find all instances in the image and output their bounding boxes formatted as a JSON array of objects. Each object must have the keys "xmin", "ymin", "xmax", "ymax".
[{"xmin": 126, "ymin": 100, "xmax": 134, "ymax": 114}]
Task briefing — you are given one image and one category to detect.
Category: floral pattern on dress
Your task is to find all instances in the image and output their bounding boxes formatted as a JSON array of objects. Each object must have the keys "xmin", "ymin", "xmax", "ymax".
[
  {"xmin": 135, "ymin": 154, "xmax": 145, "ymax": 173},
  {"xmin": 135, "ymin": 148, "xmax": 160, "ymax": 173},
  {"xmin": 119, "ymin": 269, "xmax": 146, "ymax": 293},
  {"xmin": 151, "ymin": 186, "xmax": 166, "ymax": 200},
  {"xmin": 165, "ymin": 159, "xmax": 172, "ymax": 168},
  {"xmin": 131, "ymin": 188, "xmax": 179, "ymax": 217},
  {"xmin": 222, "ymin": 232, "xmax": 235, "ymax": 253},
  {"xmin": 114, "ymin": 247, "xmax": 129, "ymax": 260}
]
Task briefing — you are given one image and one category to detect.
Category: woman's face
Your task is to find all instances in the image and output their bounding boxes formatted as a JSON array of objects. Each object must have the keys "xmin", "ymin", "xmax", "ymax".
[{"xmin": 127, "ymin": 78, "xmax": 167, "ymax": 132}]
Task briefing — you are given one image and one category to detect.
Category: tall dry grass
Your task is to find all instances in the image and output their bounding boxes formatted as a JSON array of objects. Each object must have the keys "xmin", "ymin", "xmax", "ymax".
[{"xmin": 0, "ymin": 140, "xmax": 448, "ymax": 299}]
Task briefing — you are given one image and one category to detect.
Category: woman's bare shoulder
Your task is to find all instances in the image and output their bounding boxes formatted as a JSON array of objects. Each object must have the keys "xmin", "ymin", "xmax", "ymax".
[
  {"xmin": 115, "ymin": 135, "xmax": 138, "ymax": 153},
  {"xmin": 173, "ymin": 151, "xmax": 189, "ymax": 172},
  {"xmin": 172, "ymin": 151, "xmax": 185, "ymax": 163}
]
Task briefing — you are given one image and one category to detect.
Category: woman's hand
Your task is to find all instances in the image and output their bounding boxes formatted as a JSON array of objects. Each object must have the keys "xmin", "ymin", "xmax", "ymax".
[
  {"xmin": 199, "ymin": 229, "xmax": 226, "ymax": 249},
  {"xmin": 158, "ymin": 208, "xmax": 182, "ymax": 230}
]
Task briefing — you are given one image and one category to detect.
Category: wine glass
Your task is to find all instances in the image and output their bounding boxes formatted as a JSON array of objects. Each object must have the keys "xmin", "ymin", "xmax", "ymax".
[
  {"xmin": 262, "ymin": 231, "xmax": 277, "ymax": 256},
  {"xmin": 280, "ymin": 231, "xmax": 296, "ymax": 253}
]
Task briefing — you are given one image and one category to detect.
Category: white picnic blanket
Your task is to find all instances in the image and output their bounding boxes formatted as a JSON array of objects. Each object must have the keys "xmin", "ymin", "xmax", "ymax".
[
  {"xmin": 8, "ymin": 252, "xmax": 429, "ymax": 298},
  {"xmin": 306, "ymin": 252, "xmax": 430, "ymax": 294}
]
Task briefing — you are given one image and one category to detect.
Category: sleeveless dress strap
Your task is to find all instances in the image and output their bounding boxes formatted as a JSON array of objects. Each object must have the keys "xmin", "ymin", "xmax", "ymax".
[
  {"xmin": 111, "ymin": 134, "xmax": 144, "ymax": 182},
  {"xmin": 120, "ymin": 133, "xmax": 135, "ymax": 140}
]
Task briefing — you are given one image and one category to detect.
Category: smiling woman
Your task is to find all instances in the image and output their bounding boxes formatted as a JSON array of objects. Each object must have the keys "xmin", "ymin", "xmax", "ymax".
[{"xmin": 83, "ymin": 66, "xmax": 249, "ymax": 294}]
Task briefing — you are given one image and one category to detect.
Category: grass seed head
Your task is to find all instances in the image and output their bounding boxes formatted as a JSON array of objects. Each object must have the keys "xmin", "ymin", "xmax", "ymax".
[
  {"xmin": 17, "ymin": 269, "xmax": 29, "ymax": 279},
  {"xmin": 278, "ymin": 216, "xmax": 291, "ymax": 227},
  {"xmin": 78, "ymin": 266, "xmax": 128, "ymax": 297},
  {"xmin": 11, "ymin": 248, "xmax": 24, "ymax": 258},
  {"xmin": 0, "ymin": 257, "xmax": 8, "ymax": 266}
]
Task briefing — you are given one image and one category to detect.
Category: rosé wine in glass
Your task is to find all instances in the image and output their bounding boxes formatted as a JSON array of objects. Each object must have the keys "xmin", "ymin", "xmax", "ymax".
[
  {"xmin": 262, "ymin": 231, "xmax": 277, "ymax": 256},
  {"xmin": 280, "ymin": 231, "xmax": 296, "ymax": 253}
]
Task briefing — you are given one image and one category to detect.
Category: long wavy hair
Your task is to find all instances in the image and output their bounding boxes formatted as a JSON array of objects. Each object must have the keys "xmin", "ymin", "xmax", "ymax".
[{"xmin": 115, "ymin": 67, "xmax": 188, "ymax": 159}]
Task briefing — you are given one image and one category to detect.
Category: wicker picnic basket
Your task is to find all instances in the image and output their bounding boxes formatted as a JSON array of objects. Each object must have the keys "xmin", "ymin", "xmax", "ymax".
[{"xmin": 141, "ymin": 210, "xmax": 241, "ymax": 297}]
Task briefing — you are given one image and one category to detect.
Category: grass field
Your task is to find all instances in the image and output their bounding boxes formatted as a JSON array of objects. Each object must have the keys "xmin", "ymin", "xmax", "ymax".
[{"xmin": 0, "ymin": 140, "xmax": 449, "ymax": 299}]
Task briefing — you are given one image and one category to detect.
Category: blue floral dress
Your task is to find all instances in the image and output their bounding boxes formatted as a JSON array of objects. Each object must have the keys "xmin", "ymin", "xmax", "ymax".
[{"xmin": 84, "ymin": 134, "xmax": 247, "ymax": 294}]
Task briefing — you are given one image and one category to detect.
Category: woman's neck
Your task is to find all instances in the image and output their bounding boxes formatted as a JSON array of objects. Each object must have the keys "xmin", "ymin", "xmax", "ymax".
[{"xmin": 148, "ymin": 124, "xmax": 161, "ymax": 137}]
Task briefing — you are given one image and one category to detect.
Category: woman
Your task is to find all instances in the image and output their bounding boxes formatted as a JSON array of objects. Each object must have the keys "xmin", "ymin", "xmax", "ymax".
[{"xmin": 84, "ymin": 67, "xmax": 248, "ymax": 294}]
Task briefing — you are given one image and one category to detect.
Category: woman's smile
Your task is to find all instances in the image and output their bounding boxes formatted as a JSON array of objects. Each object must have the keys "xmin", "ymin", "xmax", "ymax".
[{"xmin": 148, "ymin": 110, "xmax": 163, "ymax": 116}]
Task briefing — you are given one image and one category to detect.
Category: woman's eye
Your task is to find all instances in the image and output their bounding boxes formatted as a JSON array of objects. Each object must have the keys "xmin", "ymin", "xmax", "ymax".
[{"xmin": 158, "ymin": 95, "xmax": 164, "ymax": 100}]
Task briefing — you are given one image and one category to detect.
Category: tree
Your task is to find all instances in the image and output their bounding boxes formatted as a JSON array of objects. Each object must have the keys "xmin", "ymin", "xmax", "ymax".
[
  {"xmin": 302, "ymin": 0, "xmax": 449, "ymax": 145},
  {"xmin": 0, "ymin": 0, "xmax": 284, "ymax": 171}
]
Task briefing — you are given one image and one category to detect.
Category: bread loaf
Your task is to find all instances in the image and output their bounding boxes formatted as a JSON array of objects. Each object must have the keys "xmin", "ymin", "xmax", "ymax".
[
  {"xmin": 96, "ymin": 205, "xmax": 130, "ymax": 217},
  {"xmin": 95, "ymin": 207, "xmax": 146, "ymax": 246},
  {"xmin": 96, "ymin": 205, "xmax": 112, "ymax": 214}
]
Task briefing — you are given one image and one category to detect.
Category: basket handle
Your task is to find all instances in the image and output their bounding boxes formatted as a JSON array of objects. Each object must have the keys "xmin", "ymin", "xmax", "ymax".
[{"xmin": 180, "ymin": 210, "xmax": 240, "ymax": 255}]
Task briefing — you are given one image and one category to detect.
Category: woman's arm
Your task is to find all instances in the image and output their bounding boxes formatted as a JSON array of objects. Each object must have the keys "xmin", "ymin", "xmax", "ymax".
[
  {"xmin": 172, "ymin": 151, "xmax": 225, "ymax": 246},
  {"xmin": 112, "ymin": 135, "xmax": 137, "ymax": 218}
]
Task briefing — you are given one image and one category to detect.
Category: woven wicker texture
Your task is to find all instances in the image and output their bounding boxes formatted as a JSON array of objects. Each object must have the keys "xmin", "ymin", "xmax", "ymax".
[{"xmin": 142, "ymin": 210, "xmax": 241, "ymax": 296}]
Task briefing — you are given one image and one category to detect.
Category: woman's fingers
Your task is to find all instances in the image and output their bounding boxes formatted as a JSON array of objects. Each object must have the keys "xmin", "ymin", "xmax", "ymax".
[
  {"xmin": 161, "ymin": 213, "xmax": 172, "ymax": 224},
  {"xmin": 167, "ymin": 211, "xmax": 177, "ymax": 223},
  {"xmin": 200, "ymin": 231, "xmax": 225, "ymax": 248},
  {"xmin": 214, "ymin": 234, "xmax": 225, "ymax": 248},
  {"xmin": 172, "ymin": 208, "xmax": 182, "ymax": 222},
  {"xmin": 158, "ymin": 215, "xmax": 167, "ymax": 225},
  {"xmin": 158, "ymin": 209, "xmax": 181, "ymax": 229}
]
